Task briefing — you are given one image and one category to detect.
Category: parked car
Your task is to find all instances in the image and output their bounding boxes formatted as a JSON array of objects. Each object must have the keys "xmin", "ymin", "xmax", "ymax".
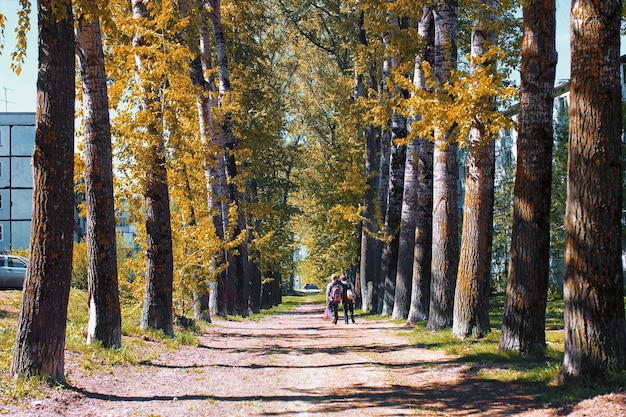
[
  {"xmin": 0, "ymin": 255, "xmax": 27, "ymax": 289},
  {"xmin": 301, "ymin": 283, "xmax": 320, "ymax": 293}
]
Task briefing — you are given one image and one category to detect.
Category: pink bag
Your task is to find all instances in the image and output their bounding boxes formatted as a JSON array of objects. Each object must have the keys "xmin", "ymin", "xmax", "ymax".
[{"xmin": 323, "ymin": 307, "xmax": 330, "ymax": 320}]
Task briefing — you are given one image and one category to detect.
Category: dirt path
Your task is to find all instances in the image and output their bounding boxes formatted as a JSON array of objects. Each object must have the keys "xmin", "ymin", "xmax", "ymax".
[{"xmin": 2, "ymin": 301, "xmax": 625, "ymax": 416}]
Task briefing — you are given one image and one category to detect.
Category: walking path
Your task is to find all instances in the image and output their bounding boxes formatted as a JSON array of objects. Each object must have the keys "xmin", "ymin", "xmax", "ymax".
[{"xmin": 2, "ymin": 301, "xmax": 624, "ymax": 416}]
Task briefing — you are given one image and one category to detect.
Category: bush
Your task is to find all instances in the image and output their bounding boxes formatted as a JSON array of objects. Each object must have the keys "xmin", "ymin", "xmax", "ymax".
[{"xmin": 72, "ymin": 239, "xmax": 88, "ymax": 290}]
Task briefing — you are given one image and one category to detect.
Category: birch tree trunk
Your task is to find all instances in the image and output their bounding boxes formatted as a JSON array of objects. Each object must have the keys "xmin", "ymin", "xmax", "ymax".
[
  {"xmin": 560, "ymin": 0, "xmax": 626, "ymax": 380},
  {"xmin": 407, "ymin": 6, "xmax": 434, "ymax": 325},
  {"xmin": 381, "ymin": 115, "xmax": 406, "ymax": 317},
  {"xmin": 427, "ymin": 0, "xmax": 459, "ymax": 330},
  {"xmin": 392, "ymin": 136, "xmax": 416, "ymax": 320},
  {"xmin": 207, "ymin": 0, "xmax": 250, "ymax": 317},
  {"xmin": 77, "ymin": 4, "xmax": 122, "ymax": 348},
  {"xmin": 380, "ymin": 17, "xmax": 408, "ymax": 317},
  {"xmin": 190, "ymin": 0, "xmax": 227, "ymax": 319},
  {"xmin": 452, "ymin": 0, "xmax": 498, "ymax": 340},
  {"xmin": 11, "ymin": 0, "xmax": 75, "ymax": 383},
  {"xmin": 499, "ymin": 0, "xmax": 556, "ymax": 355}
]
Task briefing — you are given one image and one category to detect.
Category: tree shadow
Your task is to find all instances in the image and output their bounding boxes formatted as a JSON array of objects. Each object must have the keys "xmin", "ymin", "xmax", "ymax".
[{"xmin": 66, "ymin": 373, "xmax": 548, "ymax": 416}]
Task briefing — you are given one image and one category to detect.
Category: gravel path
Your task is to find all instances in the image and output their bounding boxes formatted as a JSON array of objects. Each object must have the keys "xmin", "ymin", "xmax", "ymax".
[{"xmin": 2, "ymin": 301, "xmax": 625, "ymax": 416}]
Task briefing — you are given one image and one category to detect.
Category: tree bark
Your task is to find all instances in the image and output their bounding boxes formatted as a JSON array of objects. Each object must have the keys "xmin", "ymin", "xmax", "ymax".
[
  {"xmin": 560, "ymin": 0, "xmax": 626, "ymax": 380},
  {"xmin": 499, "ymin": 0, "xmax": 557, "ymax": 355},
  {"xmin": 407, "ymin": 6, "xmax": 435, "ymax": 326},
  {"xmin": 190, "ymin": 1, "xmax": 227, "ymax": 318},
  {"xmin": 132, "ymin": 0, "xmax": 174, "ymax": 337},
  {"xmin": 372, "ymin": 127, "xmax": 391, "ymax": 314},
  {"xmin": 381, "ymin": 119, "xmax": 406, "ymax": 317},
  {"xmin": 11, "ymin": 0, "xmax": 75, "ymax": 383},
  {"xmin": 392, "ymin": 136, "xmax": 416, "ymax": 321},
  {"xmin": 77, "ymin": 4, "xmax": 122, "ymax": 349},
  {"xmin": 207, "ymin": 0, "xmax": 250, "ymax": 317},
  {"xmin": 356, "ymin": 10, "xmax": 381, "ymax": 313},
  {"xmin": 453, "ymin": 0, "xmax": 498, "ymax": 340},
  {"xmin": 427, "ymin": 0, "xmax": 459, "ymax": 330}
]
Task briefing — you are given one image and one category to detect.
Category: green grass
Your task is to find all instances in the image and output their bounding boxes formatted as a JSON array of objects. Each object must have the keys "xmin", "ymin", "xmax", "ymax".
[
  {"xmin": 400, "ymin": 294, "xmax": 626, "ymax": 408},
  {"xmin": 2, "ymin": 288, "xmax": 624, "ymax": 409},
  {"xmin": 0, "ymin": 288, "xmax": 203, "ymax": 402},
  {"xmin": 224, "ymin": 293, "xmax": 323, "ymax": 321}
]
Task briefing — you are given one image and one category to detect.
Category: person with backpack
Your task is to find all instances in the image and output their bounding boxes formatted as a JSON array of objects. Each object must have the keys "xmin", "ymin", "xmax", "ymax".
[
  {"xmin": 340, "ymin": 274, "xmax": 356, "ymax": 324},
  {"xmin": 326, "ymin": 273, "xmax": 343, "ymax": 324}
]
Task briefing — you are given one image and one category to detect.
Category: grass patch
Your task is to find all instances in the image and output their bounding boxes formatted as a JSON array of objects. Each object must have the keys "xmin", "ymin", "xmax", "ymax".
[
  {"xmin": 224, "ymin": 293, "xmax": 321, "ymax": 322},
  {"xmin": 0, "ymin": 287, "xmax": 206, "ymax": 402},
  {"xmin": 403, "ymin": 295, "xmax": 626, "ymax": 407}
]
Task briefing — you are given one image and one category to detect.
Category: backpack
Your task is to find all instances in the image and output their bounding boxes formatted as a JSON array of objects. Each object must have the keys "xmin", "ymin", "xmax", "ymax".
[
  {"xmin": 329, "ymin": 283, "xmax": 343, "ymax": 304},
  {"xmin": 346, "ymin": 288, "xmax": 356, "ymax": 301}
]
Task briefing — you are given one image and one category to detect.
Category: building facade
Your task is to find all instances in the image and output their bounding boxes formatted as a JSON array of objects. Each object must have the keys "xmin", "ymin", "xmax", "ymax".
[{"xmin": 0, "ymin": 112, "xmax": 35, "ymax": 252}]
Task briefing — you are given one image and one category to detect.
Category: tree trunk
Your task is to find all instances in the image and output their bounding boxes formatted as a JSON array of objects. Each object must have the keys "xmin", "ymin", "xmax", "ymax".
[
  {"xmin": 248, "ymin": 257, "xmax": 262, "ymax": 314},
  {"xmin": 452, "ymin": 0, "xmax": 498, "ymax": 340},
  {"xmin": 208, "ymin": 0, "xmax": 250, "ymax": 317},
  {"xmin": 132, "ymin": 0, "xmax": 174, "ymax": 337},
  {"xmin": 141, "ymin": 144, "xmax": 175, "ymax": 337},
  {"xmin": 407, "ymin": 6, "xmax": 435, "ymax": 326},
  {"xmin": 372, "ymin": 127, "xmax": 391, "ymax": 314},
  {"xmin": 355, "ymin": 10, "xmax": 381, "ymax": 314},
  {"xmin": 11, "ymin": 0, "xmax": 75, "ymax": 383},
  {"xmin": 427, "ymin": 0, "xmax": 459, "ymax": 330},
  {"xmin": 190, "ymin": 6, "xmax": 229, "ymax": 318},
  {"xmin": 499, "ymin": 0, "xmax": 557, "ymax": 355},
  {"xmin": 392, "ymin": 136, "xmax": 416, "ymax": 321},
  {"xmin": 381, "ymin": 121, "xmax": 406, "ymax": 317},
  {"xmin": 560, "ymin": 0, "xmax": 626, "ymax": 381},
  {"xmin": 77, "ymin": 5, "xmax": 122, "ymax": 349}
]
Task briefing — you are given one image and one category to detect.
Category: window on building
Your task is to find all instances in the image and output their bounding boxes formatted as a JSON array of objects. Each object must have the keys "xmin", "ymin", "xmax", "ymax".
[
  {"xmin": 0, "ymin": 129, "xmax": 3, "ymax": 146},
  {"xmin": 0, "ymin": 161, "xmax": 3, "ymax": 178},
  {"xmin": 0, "ymin": 224, "xmax": 3, "ymax": 242},
  {"xmin": 0, "ymin": 192, "xmax": 3, "ymax": 210}
]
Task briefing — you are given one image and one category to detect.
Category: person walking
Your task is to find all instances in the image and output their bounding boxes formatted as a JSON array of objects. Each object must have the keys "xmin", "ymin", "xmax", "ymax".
[
  {"xmin": 326, "ymin": 273, "xmax": 343, "ymax": 324},
  {"xmin": 340, "ymin": 274, "xmax": 355, "ymax": 324}
]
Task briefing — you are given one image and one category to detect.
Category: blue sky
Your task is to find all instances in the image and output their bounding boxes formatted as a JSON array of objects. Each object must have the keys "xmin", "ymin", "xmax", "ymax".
[{"xmin": 0, "ymin": 1, "xmax": 616, "ymax": 113}]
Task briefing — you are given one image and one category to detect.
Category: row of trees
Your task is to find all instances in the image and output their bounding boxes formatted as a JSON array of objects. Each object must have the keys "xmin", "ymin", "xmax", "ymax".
[
  {"xmin": 5, "ymin": 0, "xmax": 298, "ymax": 383},
  {"xmin": 1, "ymin": 0, "xmax": 624, "ymax": 384},
  {"xmin": 260, "ymin": 0, "xmax": 626, "ymax": 382}
]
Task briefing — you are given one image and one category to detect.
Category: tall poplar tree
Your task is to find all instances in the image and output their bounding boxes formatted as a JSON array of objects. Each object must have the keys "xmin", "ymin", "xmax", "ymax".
[
  {"xmin": 132, "ymin": 0, "xmax": 174, "ymax": 337},
  {"xmin": 207, "ymin": 0, "xmax": 250, "ymax": 317},
  {"xmin": 76, "ymin": 0, "xmax": 122, "ymax": 348},
  {"xmin": 11, "ymin": 0, "xmax": 75, "ymax": 382},
  {"xmin": 427, "ymin": 0, "xmax": 459, "ymax": 330},
  {"xmin": 453, "ymin": 0, "xmax": 498, "ymax": 339},
  {"xmin": 357, "ymin": 9, "xmax": 382, "ymax": 314},
  {"xmin": 560, "ymin": 0, "xmax": 626, "ymax": 380},
  {"xmin": 407, "ymin": 5, "xmax": 434, "ymax": 325},
  {"xmin": 499, "ymin": 0, "xmax": 557, "ymax": 355},
  {"xmin": 187, "ymin": 0, "xmax": 228, "ymax": 320}
]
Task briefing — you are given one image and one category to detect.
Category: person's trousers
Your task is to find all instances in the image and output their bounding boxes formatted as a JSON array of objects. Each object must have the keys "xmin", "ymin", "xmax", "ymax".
[
  {"xmin": 343, "ymin": 302, "xmax": 354, "ymax": 323},
  {"xmin": 329, "ymin": 302, "xmax": 339, "ymax": 322}
]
